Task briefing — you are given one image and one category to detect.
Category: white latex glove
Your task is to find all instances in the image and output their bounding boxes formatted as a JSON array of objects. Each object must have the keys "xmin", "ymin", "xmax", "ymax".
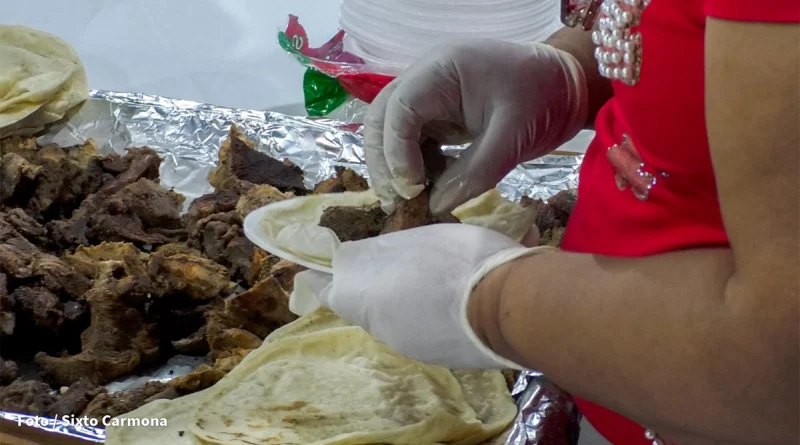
[
  {"xmin": 290, "ymin": 224, "xmax": 554, "ymax": 369},
  {"xmin": 364, "ymin": 40, "xmax": 588, "ymax": 214}
]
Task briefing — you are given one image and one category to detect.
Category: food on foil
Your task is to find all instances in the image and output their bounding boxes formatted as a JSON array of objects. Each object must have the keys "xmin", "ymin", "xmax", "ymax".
[
  {"xmin": 0, "ymin": 129, "xmax": 307, "ymax": 423},
  {"xmin": 106, "ymin": 308, "xmax": 517, "ymax": 445},
  {"xmin": 186, "ymin": 166, "xmax": 297, "ymax": 285},
  {"xmin": 0, "ymin": 26, "xmax": 88, "ymax": 138},
  {"xmin": 209, "ymin": 125, "xmax": 308, "ymax": 194},
  {"xmin": 0, "ymin": 121, "xmax": 577, "ymax": 444}
]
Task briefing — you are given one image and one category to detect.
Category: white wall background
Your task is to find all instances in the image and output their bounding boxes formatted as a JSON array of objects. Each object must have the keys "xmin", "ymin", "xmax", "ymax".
[{"xmin": 2, "ymin": 0, "xmax": 341, "ymax": 110}]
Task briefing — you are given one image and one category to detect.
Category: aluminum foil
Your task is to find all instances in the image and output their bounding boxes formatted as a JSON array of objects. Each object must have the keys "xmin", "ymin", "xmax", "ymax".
[{"xmin": 2, "ymin": 89, "xmax": 583, "ymax": 444}]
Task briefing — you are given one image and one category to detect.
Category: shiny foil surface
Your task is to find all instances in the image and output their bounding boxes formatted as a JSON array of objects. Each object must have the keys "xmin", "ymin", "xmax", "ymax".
[{"xmin": 2, "ymin": 90, "xmax": 583, "ymax": 444}]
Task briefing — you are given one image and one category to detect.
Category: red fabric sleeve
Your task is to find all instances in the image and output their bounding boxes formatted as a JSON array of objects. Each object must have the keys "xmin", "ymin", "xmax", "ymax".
[{"xmin": 705, "ymin": 0, "xmax": 800, "ymax": 23}]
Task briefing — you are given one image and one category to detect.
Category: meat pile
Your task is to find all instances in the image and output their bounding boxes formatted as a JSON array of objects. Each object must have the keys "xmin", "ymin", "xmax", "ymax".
[
  {"xmin": 0, "ymin": 127, "xmax": 577, "ymax": 422},
  {"xmin": 0, "ymin": 129, "xmax": 309, "ymax": 420}
]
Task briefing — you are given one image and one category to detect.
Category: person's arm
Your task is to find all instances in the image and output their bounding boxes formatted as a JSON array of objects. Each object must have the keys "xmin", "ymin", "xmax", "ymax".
[
  {"xmin": 546, "ymin": 26, "xmax": 613, "ymax": 129},
  {"xmin": 469, "ymin": 19, "xmax": 799, "ymax": 445}
]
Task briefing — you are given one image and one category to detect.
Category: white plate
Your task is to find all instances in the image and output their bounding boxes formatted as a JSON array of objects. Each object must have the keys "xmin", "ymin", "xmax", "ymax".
[{"xmin": 243, "ymin": 200, "xmax": 335, "ymax": 274}]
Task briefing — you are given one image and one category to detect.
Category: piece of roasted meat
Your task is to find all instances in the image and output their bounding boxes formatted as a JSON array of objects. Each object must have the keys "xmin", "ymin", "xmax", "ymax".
[
  {"xmin": 318, "ymin": 188, "xmax": 455, "ymax": 242},
  {"xmin": 317, "ymin": 203, "xmax": 387, "ymax": 242},
  {"xmin": 46, "ymin": 147, "xmax": 187, "ymax": 250},
  {"xmin": 0, "ymin": 358, "xmax": 20, "ymax": 385},
  {"xmin": 381, "ymin": 189, "xmax": 437, "ymax": 234},
  {"xmin": 0, "ymin": 380, "xmax": 58, "ymax": 416},
  {"xmin": 81, "ymin": 381, "xmax": 174, "ymax": 420},
  {"xmin": 526, "ymin": 189, "xmax": 577, "ymax": 248},
  {"xmin": 209, "ymin": 126, "xmax": 307, "ymax": 194},
  {"xmin": 225, "ymin": 276, "xmax": 297, "ymax": 339},
  {"xmin": 34, "ymin": 260, "xmax": 161, "ymax": 387},
  {"xmin": 313, "ymin": 166, "xmax": 369, "ymax": 194},
  {"xmin": 235, "ymin": 184, "xmax": 293, "ymax": 219}
]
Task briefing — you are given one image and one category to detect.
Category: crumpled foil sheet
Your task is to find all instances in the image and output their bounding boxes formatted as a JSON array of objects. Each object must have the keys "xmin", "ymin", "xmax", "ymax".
[{"xmin": 2, "ymin": 89, "xmax": 582, "ymax": 444}]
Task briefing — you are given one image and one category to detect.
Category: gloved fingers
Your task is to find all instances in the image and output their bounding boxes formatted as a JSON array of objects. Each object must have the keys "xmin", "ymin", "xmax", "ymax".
[
  {"xmin": 383, "ymin": 65, "xmax": 462, "ymax": 199},
  {"xmin": 421, "ymin": 120, "xmax": 470, "ymax": 147},
  {"xmin": 430, "ymin": 116, "xmax": 519, "ymax": 214},
  {"xmin": 364, "ymin": 80, "xmax": 402, "ymax": 212},
  {"xmin": 289, "ymin": 270, "xmax": 332, "ymax": 316}
]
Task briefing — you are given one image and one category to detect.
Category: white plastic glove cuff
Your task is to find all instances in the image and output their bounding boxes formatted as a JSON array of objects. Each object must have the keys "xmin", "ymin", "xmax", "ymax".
[{"xmin": 459, "ymin": 245, "xmax": 559, "ymax": 370}]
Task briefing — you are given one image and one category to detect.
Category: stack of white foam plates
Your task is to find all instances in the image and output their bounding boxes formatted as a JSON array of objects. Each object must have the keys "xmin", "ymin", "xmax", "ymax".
[{"xmin": 340, "ymin": 0, "xmax": 560, "ymax": 69}]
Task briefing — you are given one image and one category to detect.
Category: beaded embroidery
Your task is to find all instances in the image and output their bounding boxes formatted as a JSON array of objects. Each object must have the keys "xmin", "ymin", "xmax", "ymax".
[
  {"xmin": 591, "ymin": 0, "xmax": 651, "ymax": 85},
  {"xmin": 606, "ymin": 134, "xmax": 668, "ymax": 200}
]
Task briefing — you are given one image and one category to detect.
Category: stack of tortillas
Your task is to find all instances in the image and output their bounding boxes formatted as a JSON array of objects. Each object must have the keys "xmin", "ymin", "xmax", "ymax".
[
  {"xmin": 106, "ymin": 309, "xmax": 518, "ymax": 445},
  {"xmin": 0, "ymin": 25, "xmax": 88, "ymax": 138}
]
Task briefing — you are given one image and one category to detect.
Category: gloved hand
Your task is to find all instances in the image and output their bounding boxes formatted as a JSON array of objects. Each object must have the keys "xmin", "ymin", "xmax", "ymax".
[
  {"xmin": 290, "ymin": 224, "xmax": 554, "ymax": 369},
  {"xmin": 364, "ymin": 40, "xmax": 588, "ymax": 214}
]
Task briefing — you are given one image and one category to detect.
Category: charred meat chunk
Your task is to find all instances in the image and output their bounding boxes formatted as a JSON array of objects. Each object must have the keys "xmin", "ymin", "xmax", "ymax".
[
  {"xmin": 249, "ymin": 248, "xmax": 281, "ymax": 287},
  {"xmin": 169, "ymin": 365, "xmax": 226, "ymax": 394},
  {"xmin": 147, "ymin": 251, "xmax": 234, "ymax": 300},
  {"xmin": 86, "ymin": 179, "xmax": 186, "ymax": 246},
  {"xmin": 12, "ymin": 286, "xmax": 63, "ymax": 334},
  {"xmin": 0, "ymin": 272, "xmax": 13, "ymax": 336},
  {"xmin": 547, "ymin": 189, "xmax": 577, "ymax": 225},
  {"xmin": 0, "ymin": 135, "xmax": 38, "ymax": 158},
  {"xmin": 47, "ymin": 379, "xmax": 104, "ymax": 417},
  {"xmin": 381, "ymin": 189, "xmax": 434, "ymax": 234},
  {"xmin": 0, "ymin": 153, "xmax": 42, "ymax": 203},
  {"xmin": 1, "ymin": 208, "xmax": 47, "ymax": 246},
  {"xmin": 225, "ymin": 277, "xmax": 297, "ymax": 339},
  {"xmin": 269, "ymin": 260, "xmax": 306, "ymax": 293},
  {"xmin": 170, "ymin": 326, "xmax": 209, "ymax": 356},
  {"xmin": 318, "ymin": 204, "xmax": 387, "ymax": 242},
  {"xmin": 313, "ymin": 167, "xmax": 369, "ymax": 194},
  {"xmin": 0, "ymin": 358, "xmax": 20, "ymax": 385},
  {"xmin": 235, "ymin": 184, "xmax": 292, "ymax": 219},
  {"xmin": 35, "ymin": 262, "xmax": 160, "ymax": 386},
  {"xmin": 0, "ymin": 380, "xmax": 57, "ymax": 416},
  {"xmin": 209, "ymin": 126, "xmax": 307, "ymax": 194},
  {"xmin": 25, "ymin": 141, "xmax": 105, "ymax": 220},
  {"xmin": 0, "ymin": 220, "xmax": 90, "ymax": 300},
  {"xmin": 48, "ymin": 148, "xmax": 165, "ymax": 249},
  {"xmin": 81, "ymin": 381, "xmax": 171, "ymax": 420},
  {"xmin": 204, "ymin": 310, "xmax": 262, "ymax": 361},
  {"xmin": 187, "ymin": 211, "xmax": 253, "ymax": 283},
  {"xmin": 184, "ymin": 189, "xmax": 241, "ymax": 233}
]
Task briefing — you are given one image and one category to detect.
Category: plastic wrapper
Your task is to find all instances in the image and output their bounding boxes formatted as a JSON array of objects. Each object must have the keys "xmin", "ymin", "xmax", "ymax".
[
  {"xmin": 0, "ymin": 89, "xmax": 582, "ymax": 444},
  {"xmin": 278, "ymin": 14, "xmax": 402, "ymax": 117}
]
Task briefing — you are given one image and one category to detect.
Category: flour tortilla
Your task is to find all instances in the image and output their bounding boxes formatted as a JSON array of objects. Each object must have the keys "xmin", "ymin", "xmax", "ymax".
[
  {"xmin": 264, "ymin": 307, "xmax": 353, "ymax": 343},
  {"xmin": 262, "ymin": 189, "xmax": 535, "ymax": 269},
  {"xmin": 104, "ymin": 390, "xmax": 212, "ymax": 445},
  {"xmin": 451, "ymin": 189, "xmax": 537, "ymax": 243},
  {"xmin": 261, "ymin": 191, "xmax": 379, "ymax": 266},
  {"xmin": 0, "ymin": 25, "xmax": 88, "ymax": 137},
  {"xmin": 105, "ymin": 309, "xmax": 516, "ymax": 445},
  {"xmin": 189, "ymin": 327, "xmax": 487, "ymax": 445}
]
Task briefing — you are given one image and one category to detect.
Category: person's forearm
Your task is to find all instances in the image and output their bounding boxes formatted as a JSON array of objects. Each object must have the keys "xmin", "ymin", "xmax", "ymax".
[
  {"xmin": 545, "ymin": 27, "xmax": 613, "ymax": 129},
  {"xmin": 468, "ymin": 248, "xmax": 798, "ymax": 445}
]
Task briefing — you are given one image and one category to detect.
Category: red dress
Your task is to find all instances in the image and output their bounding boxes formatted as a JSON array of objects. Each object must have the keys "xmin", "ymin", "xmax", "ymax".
[{"xmin": 560, "ymin": 0, "xmax": 800, "ymax": 442}]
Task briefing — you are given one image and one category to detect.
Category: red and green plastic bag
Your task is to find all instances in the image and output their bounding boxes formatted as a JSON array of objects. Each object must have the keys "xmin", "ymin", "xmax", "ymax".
[{"xmin": 278, "ymin": 15, "xmax": 400, "ymax": 117}]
